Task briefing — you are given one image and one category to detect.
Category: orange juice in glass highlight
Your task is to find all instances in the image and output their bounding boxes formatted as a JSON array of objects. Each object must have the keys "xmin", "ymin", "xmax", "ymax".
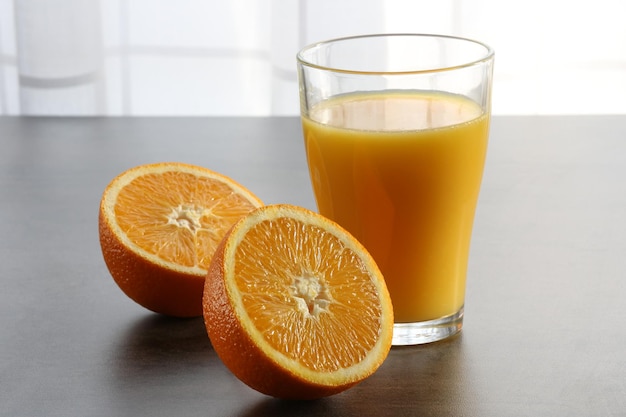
[
  {"xmin": 302, "ymin": 90, "xmax": 489, "ymax": 324},
  {"xmin": 297, "ymin": 34, "xmax": 494, "ymax": 345}
]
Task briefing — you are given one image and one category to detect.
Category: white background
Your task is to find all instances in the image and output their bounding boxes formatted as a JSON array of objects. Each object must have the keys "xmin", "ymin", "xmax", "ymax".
[{"xmin": 1, "ymin": 0, "xmax": 625, "ymax": 115}]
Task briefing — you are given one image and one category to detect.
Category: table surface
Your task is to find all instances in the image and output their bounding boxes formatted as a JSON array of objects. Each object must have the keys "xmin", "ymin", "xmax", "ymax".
[{"xmin": 1, "ymin": 115, "xmax": 625, "ymax": 417}]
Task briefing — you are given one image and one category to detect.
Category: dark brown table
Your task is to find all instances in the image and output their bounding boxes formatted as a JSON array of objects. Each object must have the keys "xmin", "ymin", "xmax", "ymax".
[{"xmin": 1, "ymin": 116, "xmax": 625, "ymax": 416}]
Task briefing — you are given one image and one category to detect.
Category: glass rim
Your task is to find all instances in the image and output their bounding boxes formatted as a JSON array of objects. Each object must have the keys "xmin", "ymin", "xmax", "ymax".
[{"xmin": 296, "ymin": 33, "xmax": 495, "ymax": 75}]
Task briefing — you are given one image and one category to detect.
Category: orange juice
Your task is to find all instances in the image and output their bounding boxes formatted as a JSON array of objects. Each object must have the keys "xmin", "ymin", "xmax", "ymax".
[{"xmin": 302, "ymin": 91, "xmax": 489, "ymax": 323}]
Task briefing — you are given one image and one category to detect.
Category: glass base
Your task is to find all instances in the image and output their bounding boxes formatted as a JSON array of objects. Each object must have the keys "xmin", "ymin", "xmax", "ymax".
[{"xmin": 392, "ymin": 306, "xmax": 464, "ymax": 346}]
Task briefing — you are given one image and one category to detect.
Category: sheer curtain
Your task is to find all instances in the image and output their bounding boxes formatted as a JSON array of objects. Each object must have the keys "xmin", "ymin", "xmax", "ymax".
[{"xmin": 1, "ymin": 0, "xmax": 625, "ymax": 116}]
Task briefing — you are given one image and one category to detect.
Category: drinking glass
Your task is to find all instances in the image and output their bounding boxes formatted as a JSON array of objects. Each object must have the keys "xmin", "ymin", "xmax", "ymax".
[{"xmin": 297, "ymin": 34, "xmax": 494, "ymax": 345}]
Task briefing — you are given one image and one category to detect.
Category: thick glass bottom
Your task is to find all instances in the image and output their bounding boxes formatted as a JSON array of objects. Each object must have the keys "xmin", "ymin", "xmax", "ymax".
[{"xmin": 392, "ymin": 306, "xmax": 464, "ymax": 346}]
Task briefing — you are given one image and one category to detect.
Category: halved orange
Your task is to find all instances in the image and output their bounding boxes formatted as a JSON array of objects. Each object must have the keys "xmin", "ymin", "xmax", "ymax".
[
  {"xmin": 203, "ymin": 204, "xmax": 394, "ymax": 399},
  {"xmin": 99, "ymin": 162, "xmax": 263, "ymax": 317}
]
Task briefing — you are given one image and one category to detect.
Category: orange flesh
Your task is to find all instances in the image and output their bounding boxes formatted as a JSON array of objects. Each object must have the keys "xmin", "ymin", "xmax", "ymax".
[
  {"xmin": 233, "ymin": 216, "xmax": 384, "ymax": 372},
  {"xmin": 114, "ymin": 171, "xmax": 260, "ymax": 270}
]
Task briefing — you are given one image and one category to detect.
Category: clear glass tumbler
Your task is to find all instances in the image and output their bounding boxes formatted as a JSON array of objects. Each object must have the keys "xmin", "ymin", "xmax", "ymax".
[{"xmin": 297, "ymin": 34, "xmax": 494, "ymax": 345}]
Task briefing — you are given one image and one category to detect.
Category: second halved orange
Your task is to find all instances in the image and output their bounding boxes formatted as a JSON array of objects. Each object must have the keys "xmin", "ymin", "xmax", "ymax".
[
  {"xmin": 203, "ymin": 204, "xmax": 394, "ymax": 399},
  {"xmin": 99, "ymin": 162, "xmax": 263, "ymax": 317}
]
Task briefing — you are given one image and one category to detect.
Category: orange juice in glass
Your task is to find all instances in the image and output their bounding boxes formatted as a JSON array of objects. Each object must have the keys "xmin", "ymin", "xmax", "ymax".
[{"xmin": 297, "ymin": 35, "xmax": 494, "ymax": 345}]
